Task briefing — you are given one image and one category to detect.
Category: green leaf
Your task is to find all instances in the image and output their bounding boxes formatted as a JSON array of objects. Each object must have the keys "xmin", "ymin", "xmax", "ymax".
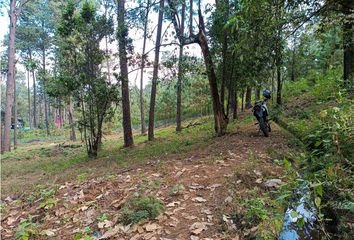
[
  {"xmin": 297, "ymin": 217, "xmax": 305, "ymax": 227},
  {"xmin": 315, "ymin": 197, "xmax": 321, "ymax": 208},
  {"xmin": 314, "ymin": 184, "xmax": 323, "ymax": 197},
  {"xmin": 290, "ymin": 211, "xmax": 298, "ymax": 218}
]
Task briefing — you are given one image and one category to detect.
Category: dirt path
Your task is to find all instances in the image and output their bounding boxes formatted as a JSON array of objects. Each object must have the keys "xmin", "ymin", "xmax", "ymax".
[{"xmin": 1, "ymin": 121, "xmax": 293, "ymax": 240}]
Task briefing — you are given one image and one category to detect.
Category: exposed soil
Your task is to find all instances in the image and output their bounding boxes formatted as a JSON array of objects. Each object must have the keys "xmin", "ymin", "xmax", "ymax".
[{"xmin": 1, "ymin": 120, "xmax": 294, "ymax": 240}]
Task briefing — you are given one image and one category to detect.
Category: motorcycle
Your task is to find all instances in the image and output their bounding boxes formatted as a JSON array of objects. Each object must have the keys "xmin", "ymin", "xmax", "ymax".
[{"xmin": 252, "ymin": 99, "xmax": 271, "ymax": 137}]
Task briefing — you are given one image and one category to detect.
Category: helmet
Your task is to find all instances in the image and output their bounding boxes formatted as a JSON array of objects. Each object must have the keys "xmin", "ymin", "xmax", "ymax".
[{"xmin": 263, "ymin": 89, "xmax": 271, "ymax": 99}]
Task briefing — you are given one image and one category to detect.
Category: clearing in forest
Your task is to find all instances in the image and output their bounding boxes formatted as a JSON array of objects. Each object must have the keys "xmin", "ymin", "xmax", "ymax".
[{"xmin": 1, "ymin": 115, "xmax": 298, "ymax": 239}]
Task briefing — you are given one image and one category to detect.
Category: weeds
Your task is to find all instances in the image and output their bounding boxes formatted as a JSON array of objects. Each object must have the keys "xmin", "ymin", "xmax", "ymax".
[
  {"xmin": 280, "ymin": 70, "xmax": 354, "ymax": 238},
  {"xmin": 119, "ymin": 195, "xmax": 164, "ymax": 225},
  {"xmin": 169, "ymin": 183, "xmax": 185, "ymax": 196},
  {"xmin": 241, "ymin": 198, "xmax": 268, "ymax": 223},
  {"xmin": 15, "ymin": 215, "xmax": 38, "ymax": 240}
]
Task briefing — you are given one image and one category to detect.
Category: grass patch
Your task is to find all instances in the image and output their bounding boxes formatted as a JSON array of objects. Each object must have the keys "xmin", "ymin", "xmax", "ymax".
[
  {"xmin": 1, "ymin": 116, "xmax": 217, "ymax": 196},
  {"xmin": 119, "ymin": 195, "xmax": 164, "ymax": 225}
]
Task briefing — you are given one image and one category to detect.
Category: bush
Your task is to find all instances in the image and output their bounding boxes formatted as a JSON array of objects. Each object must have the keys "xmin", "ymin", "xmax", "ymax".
[
  {"xmin": 241, "ymin": 198, "xmax": 268, "ymax": 224},
  {"xmin": 119, "ymin": 195, "xmax": 164, "ymax": 225}
]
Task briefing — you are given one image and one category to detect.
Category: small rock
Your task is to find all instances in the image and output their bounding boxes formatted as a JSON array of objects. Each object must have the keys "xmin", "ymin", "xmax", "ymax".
[
  {"xmin": 264, "ymin": 179, "xmax": 282, "ymax": 188},
  {"xmin": 189, "ymin": 183, "xmax": 205, "ymax": 190},
  {"xmin": 250, "ymin": 226, "xmax": 258, "ymax": 232},
  {"xmin": 184, "ymin": 215, "xmax": 198, "ymax": 220},
  {"xmin": 6, "ymin": 216, "xmax": 17, "ymax": 226},
  {"xmin": 209, "ymin": 183, "xmax": 222, "ymax": 188},
  {"xmin": 98, "ymin": 220, "xmax": 113, "ymax": 229},
  {"xmin": 253, "ymin": 170, "xmax": 262, "ymax": 177},
  {"xmin": 201, "ymin": 209, "xmax": 212, "ymax": 215},
  {"xmin": 145, "ymin": 223, "xmax": 160, "ymax": 232},
  {"xmin": 42, "ymin": 229, "xmax": 55, "ymax": 237},
  {"xmin": 255, "ymin": 178, "xmax": 263, "ymax": 183},
  {"xmin": 192, "ymin": 197, "xmax": 207, "ymax": 203},
  {"xmin": 166, "ymin": 201, "xmax": 180, "ymax": 207},
  {"xmin": 224, "ymin": 196, "xmax": 233, "ymax": 203},
  {"xmin": 190, "ymin": 222, "xmax": 208, "ymax": 235}
]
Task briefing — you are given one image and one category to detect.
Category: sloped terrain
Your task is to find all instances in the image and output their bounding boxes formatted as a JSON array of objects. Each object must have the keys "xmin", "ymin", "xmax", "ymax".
[{"xmin": 1, "ymin": 118, "xmax": 296, "ymax": 240}]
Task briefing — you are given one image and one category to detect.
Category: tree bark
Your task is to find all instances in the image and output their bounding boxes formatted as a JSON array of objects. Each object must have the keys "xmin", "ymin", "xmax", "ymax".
[
  {"xmin": 27, "ymin": 68, "xmax": 31, "ymax": 128},
  {"xmin": 241, "ymin": 89, "xmax": 244, "ymax": 112},
  {"xmin": 13, "ymin": 74, "xmax": 17, "ymax": 149},
  {"xmin": 2, "ymin": 0, "xmax": 29, "ymax": 152},
  {"xmin": 68, "ymin": 96, "xmax": 76, "ymax": 141},
  {"xmin": 197, "ymin": 10, "xmax": 228, "ymax": 136},
  {"xmin": 2, "ymin": 0, "xmax": 17, "ymax": 152},
  {"xmin": 148, "ymin": 0, "xmax": 164, "ymax": 141},
  {"xmin": 139, "ymin": 0, "xmax": 150, "ymax": 135},
  {"xmin": 219, "ymin": 0, "xmax": 229, "ymax": 115},
  {"xmin": 176, "ymin": 2, "xmax": 185, "ymax": 132},
  {"xmin": 245, "ymin": 87, "xmax": 252, "ymax": 108},
  {"xmin": 275, "ymin": 0, "xmax": 283, "ymax": 105},
  {"xmin": 42, "ymin": 48, "xmax": 50, "ymax": 135},
  {"xmin": 255, "ymin": 88, "xmax": 261, "ymax": 101},
  {"xmin": 0, "ymin": 60, "xmax": 3, "ymax": 151},
  {"xmin": 276, "ymin": 62, "xmax": 282, "ymax": 105},
  {"xmin": 343, "ymin": 0, "xmax": 354, "ymax": 87},
  {"xmin": 189, "ymin": 0, "xmax": 193, "ymax": 35},
  {"xmin": 118, "ymin": 0, "xmax": 134, "ymax": 147},
  {"xmin": 32, "ymin": 71, "xmax": 38, "ymax": 130},
  {"xmin": 58, "ymin": 98, "xmax": 62, "ymax": 128},
  {"xmin": 233, "ymin": 90, "xmax": 238, "ymax": 120}
]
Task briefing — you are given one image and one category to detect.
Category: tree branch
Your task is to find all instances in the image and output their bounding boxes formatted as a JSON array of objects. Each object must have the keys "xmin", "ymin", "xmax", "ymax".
[
  {"xmin": 15, "ymin": 0, "xmax": 29, "ymax": 19},
  {"xmin": 284, "ymin": 2, "xmax": 331, "ymax": 39}
]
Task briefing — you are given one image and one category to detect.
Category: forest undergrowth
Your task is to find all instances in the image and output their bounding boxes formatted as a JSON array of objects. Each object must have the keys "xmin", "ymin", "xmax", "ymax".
[
  {"xmin": 1, "ymin": 113, "xmax": 300, "ymax": 239},
  {"xmin": 275, "ymin": 69, "xmax": 354, "ymax": 239}
]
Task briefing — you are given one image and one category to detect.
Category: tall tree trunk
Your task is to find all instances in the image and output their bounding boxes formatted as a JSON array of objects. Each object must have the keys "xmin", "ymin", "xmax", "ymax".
[
  {"xmin": 42, "ymin": 48, "xmax": 50, "ymax": 135},
  {"xmin": 39, "ymin": 94, "xmax": 43, "ymax": 125},
  {"xmin": 291, "ymin": 36, "xmax": 296, "ymax": 81},
  {"xmin": 32, "ymin": 70, "xmax": 37, "ymax": 128},
  {"xmin": 118, "ymin": 0, "xmax": 134, "ymax": 147},
  {"xmin": 255, "ymin": 88, "xmax": 260, "ymax": 101},
  {"xmin": 189, "ymin": 0, "xmax": 193, "ymax": 35},
  {"xmin": 343, "ymin": 0, "xmax": 354, "ymax": 87},
  {"xmin": 2, "ymin": 0, "xmax": 29, "ymax": 152},
  {"xmin": 13, "ymin": 75, "xmax": 17, "ymax": 149},
  {"xmin": 27, "ymin": 68, "xmax": 31, "ymax": 128},
  {"xmin": 68, "ymin": 96, "xmax": 76, "ymax": 141},
  {"xmin": 58, "ymin": 98, "xmax": 62, "ymax": 128},
  {"xmin": 139, "ymin": 0, "xmax": 150, "ymax": 135},
  {"xmin": 245, "ymin": 87, "xmax": 252, "ymax": 108},
  {"xmin": 276, "ymin": 62, "xmax": 282, "ymax": 105},
  {"xmin": 271, "ymin": 68, "xmax": 275, "ymax": 104},
  {"xmin": 2, "ymin": 0, "xmax": 17, "ymax": 152},
  {"xmin": 176, "ymin": 2, "xmax": 185, "ymax": 132},
  {"xmin": 233, "ymin": 90, "xmax": 238, "ymax": 120},
  {"xmin": 105, "ymin": 34, "xmax": 111, "ymax": 84},
  {"xmin": 220, "ymin": 34, "xmax": 228, "ymax": 114},
  {"xmin": 241, "ymin": 89, "xmax": 244, "ymax": 112},
  {"xmin": 219, "ymin": 0, "xmax": 229, "ymax": 115},
  {"xmin": 275, "ymin": 0, "xmax": 283, "ymax": 105},
  {"xmin": 0, "ymin": 60, "xmax": 3, "ymax": 150},
  {"xmin": 197, "ymin": 8, "xmax": 228, "ymax": 136},
  {"xmin": 148, "ymin": 0, "xmax": 164, "ymax": 141}
]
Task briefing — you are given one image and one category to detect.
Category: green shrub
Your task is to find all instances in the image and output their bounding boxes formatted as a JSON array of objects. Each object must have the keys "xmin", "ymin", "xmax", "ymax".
[
  {"xmin": 169, "ymin": 183, "xmax": 185, "ymax": 195},
  {"xmin": 16, "ymin": 215, "xmax": 38, "ymax": 240},
  {"xmin": 241, "ymin": 198, "xmax": 268, "ymax": 223},
  {"xmin": 119, "ymin": 195, "xmax": 164, "ymax": 225}
]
